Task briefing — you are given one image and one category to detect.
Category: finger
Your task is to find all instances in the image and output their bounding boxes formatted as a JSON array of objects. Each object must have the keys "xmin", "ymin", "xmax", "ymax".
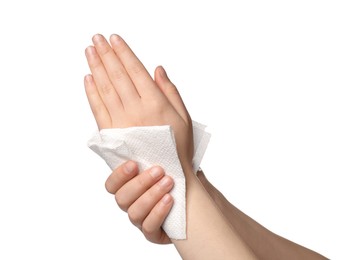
[
  {"xmin": 109, "ymin": 34, "xmax": 164, "ymax": 100},
  {"xmin": 115, "ymin": 166, "xmax": 165, "ymax": 211},
  {"xmin": 84, "ymin": 74, "xmax": 111, "ymax": 129},
  {"xmin": 154, "ymin": 66, "xmax": 191, "ymax": 121},
  {"xmin": 92, "ymin": 34, "xmax": 140, "ymax": 104},
  {"xmin": 85, "ymin": 45, "xmax": 123, "ymax": 122},
  {"xmin": 141, "ymin": 194, "xmax": 173, "ymax": 244},
  {"xmin": 105, "ymin": 161, "xmax": 138, "ymax": 194},
  {"xmin": 127, "ymin": 176, "xmax": 174, "ymax": 228}
]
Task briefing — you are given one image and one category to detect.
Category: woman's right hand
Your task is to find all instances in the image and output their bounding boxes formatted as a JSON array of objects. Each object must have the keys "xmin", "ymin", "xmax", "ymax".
[{"xmin": 105, "ymin": 160, "xmax": 174, "ymax": 244}]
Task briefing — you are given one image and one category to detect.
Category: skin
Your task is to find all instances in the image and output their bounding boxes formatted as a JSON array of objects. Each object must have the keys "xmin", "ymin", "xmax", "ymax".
[
  {"xmin": 197, "ymin": 170, "xmax": 328, "ymax": 260},
  {"xmin": 85, "ymin": 34, "xmax": 257, "ymax": 259},
  {"xmin": 84, "ymin": 34, "xmax": 193, "ymax": 168},
  {"xmin": 105, "ymin": 161, "xmax": 174, "ymax": 244},
  {"xmin": 107, "ymin": 162, "xmax": 328, "ymax": 260},
  {"xmin": 85, "ymin": 38, "xmax": 329, "ymax": 258}
]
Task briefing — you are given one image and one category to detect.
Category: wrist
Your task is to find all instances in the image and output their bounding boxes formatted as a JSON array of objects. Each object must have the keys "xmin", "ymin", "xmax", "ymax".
[
  {"xmin": 196, "ymin": 170, "xmax": 229, "ymax": 210},
  {"xmin": 181, "ymin": 162, "xmax": 195, "ymax": 178}
]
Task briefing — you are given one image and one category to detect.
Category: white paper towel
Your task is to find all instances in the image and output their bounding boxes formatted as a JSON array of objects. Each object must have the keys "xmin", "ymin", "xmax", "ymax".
[{"xmin": 87, "ymin": 121, "xmax": 210, "ymax": 240}]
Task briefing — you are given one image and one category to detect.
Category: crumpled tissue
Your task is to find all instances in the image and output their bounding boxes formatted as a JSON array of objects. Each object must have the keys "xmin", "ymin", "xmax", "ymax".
[{"xmin": 87, "ymin": 121, "xmax": 210, "ymax": 240}]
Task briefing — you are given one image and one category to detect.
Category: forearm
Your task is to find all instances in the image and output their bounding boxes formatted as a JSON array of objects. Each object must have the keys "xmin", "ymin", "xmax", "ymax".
[
  {"xmin": 171, "ymin": 167, "xmax": 257, "ymax": 260},
  {"xmin": 211, "ymin": 186, "xmax": 328, "ymax": 260},
  {"xmin": 196, "ymin": 171, "xmax": 328, "ymax": 259}
]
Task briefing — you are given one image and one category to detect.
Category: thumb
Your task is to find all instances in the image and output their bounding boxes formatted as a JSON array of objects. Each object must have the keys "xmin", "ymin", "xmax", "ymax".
[{"xmin": 154, "ymin": 66, "xmax": 190, "ymax": 121}]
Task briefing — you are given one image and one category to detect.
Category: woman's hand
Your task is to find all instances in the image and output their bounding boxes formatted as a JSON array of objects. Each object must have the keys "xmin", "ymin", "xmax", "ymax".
[
  {"xmin": 84, "ymin": 34, "xmax": 193, "ymax": 169},
  {"xmin": 105, "ymin": 161, "xmax": 174, "ymax": 244}
]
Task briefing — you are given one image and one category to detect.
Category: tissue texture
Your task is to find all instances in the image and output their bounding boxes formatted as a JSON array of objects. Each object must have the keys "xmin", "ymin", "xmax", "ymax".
[{"xmin": 87, "ymin": 121, "xmax": 210, "ymax": 240}]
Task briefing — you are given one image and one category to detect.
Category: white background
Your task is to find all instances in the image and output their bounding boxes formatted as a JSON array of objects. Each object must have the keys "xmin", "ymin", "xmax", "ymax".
[{"xmin": 0, "ymin": 0, "xmax": 349, "ymax": 259}]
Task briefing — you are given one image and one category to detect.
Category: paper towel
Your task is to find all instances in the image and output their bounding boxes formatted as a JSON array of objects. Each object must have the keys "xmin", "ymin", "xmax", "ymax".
[{"xmin": 87, "ymin": 121, "xmax": 210, "ymax": 240}]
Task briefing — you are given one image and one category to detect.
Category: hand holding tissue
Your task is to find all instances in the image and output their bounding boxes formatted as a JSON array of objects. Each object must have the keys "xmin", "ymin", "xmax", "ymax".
[
  {"xmin": 84, "ymin": 34, "xmax": 209, "ymax": 239},
  {"xmin": 88, "ymin": 121, "xmax": 210, "ymax": 239}
]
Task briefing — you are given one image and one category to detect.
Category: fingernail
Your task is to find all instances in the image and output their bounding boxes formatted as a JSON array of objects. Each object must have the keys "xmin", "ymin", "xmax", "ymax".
[
  {"xmin": 124, "ymin": 161, "xmax": 136, "ymax": 174},
  {"xmin": 84, "ymin": 74, "xmax": 92, "ymax": 83},
  {"xmin": 162, "ymin": 194, "xmax": 172, "ymax": 205},
  {"xmin": 159, "ymin": 66, "xmax": 168, "ymax": 79},
  {"xmin": 85, "ymin": 46, "xmax": 96, "ymax": 56},
  {"xmin": 92, "ymin": 34, "xmax": 104, "ymax": 43},
  {"xmin": 150, "ymin": 166, "xmax": 163, "ymax": 179},
  {"xmin": 110, "ymin": 34, "xmax": 122, "ymax": 45},
  {"xmin": 159, "ymin": 176, "xmax": 172, "ymax": 187}
]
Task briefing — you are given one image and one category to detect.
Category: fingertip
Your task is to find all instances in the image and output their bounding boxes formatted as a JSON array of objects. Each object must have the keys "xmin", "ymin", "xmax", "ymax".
[
  {"xmin": 158, "ymin": 65, "xmax": 168, "ymax": 78},
  {"xmin": 155, "ymin": 65, "xmax": 170, "ymax": 82},
  {"xmin": 154, "ymin": 66, "xmax": 170, "ymax": 94},
  {"xmin": 149, "ymin": 166, "xmax": 165, "ymax": 179},
  {"xmin": 105, "ymin": 161, "xmax": 138, "ymax": 194},
  {"xmin": 141, "ymin": 193, "xmax": 174, "ymax": 244},
  {"xmin": 85, "ymin": 45, "xmax": 96, "ymax": 57},
  {"xmin": 123, "ymin": 161, "xmax": 138, "ymax": 175},
  {"xmin": 84, "ymin": 74, "xmax": 96, "ymax": 97},
  {"xmin": 92, "ymin": 33, "xmax": 104, "ymax": 43},
  {"xmin": 84, "ymin": 74, "xmax": 93, "ymax": 84},
  {"xmin": 105, "ymin": 177, "xmax": 114, "ymax": 194},
  {"xmin": 91, "ymin": 34, "xmax": 99, "ymax": 41},
  {"xmin": 161, "ymin": 193, "xmax": 173, "ymax": 206},
  {"xmin": 110, "ymin": 34, "xmax": 122, "ymax": 44}
]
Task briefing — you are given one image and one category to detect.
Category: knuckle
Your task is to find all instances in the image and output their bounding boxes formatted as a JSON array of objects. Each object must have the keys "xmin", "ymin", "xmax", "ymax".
[
  {"xmin": 141, "ymin": 224, "xmax": 153, "ymax": 237},
  {"xmin": 99, "ymin": 46, "xmax": 113, "ymax": 57},
  {"xmin": 148, "ymin": 186, "xmax": 162, "ymax": 200},
  {"xmin": 99, "ymin": 83, "xmax": 114, "ymax": 95},
  {"xmin": 115, "ymin": 192, "xmax": 128, "ymax": 211},
  {"xmin": 89, "ymin": 58, "xmax": 101, "ymax": 70},
  {"xmin": 128, "ymin": 63, "xmax": 143, "ymax": 75},
  {"xmin": 111, "ymin": 68, "xmax": 125, "ymax": 81},
  {"xmin": 167, "ymin": 83, "xmax": 179, "ymax": 95},
  {"xmin": 135, "ymin": 174, "xmax": 148, "ymax": 187},
  {"xmin": 152, "ymin": 205, "xmax": 165, "ymax": 220},
  {"xmin": 128, "ymin": 208, "xmax": 142, "ymax": 226}
]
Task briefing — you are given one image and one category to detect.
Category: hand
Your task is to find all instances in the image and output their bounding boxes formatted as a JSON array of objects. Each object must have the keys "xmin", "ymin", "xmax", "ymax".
[
  {"xmin": 84, "ymin": 34, "xmax": 193, "ymax": 169},
  {"xmin": 105, "ymin": 161, "xmax": 174, "ymax": 244}
]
